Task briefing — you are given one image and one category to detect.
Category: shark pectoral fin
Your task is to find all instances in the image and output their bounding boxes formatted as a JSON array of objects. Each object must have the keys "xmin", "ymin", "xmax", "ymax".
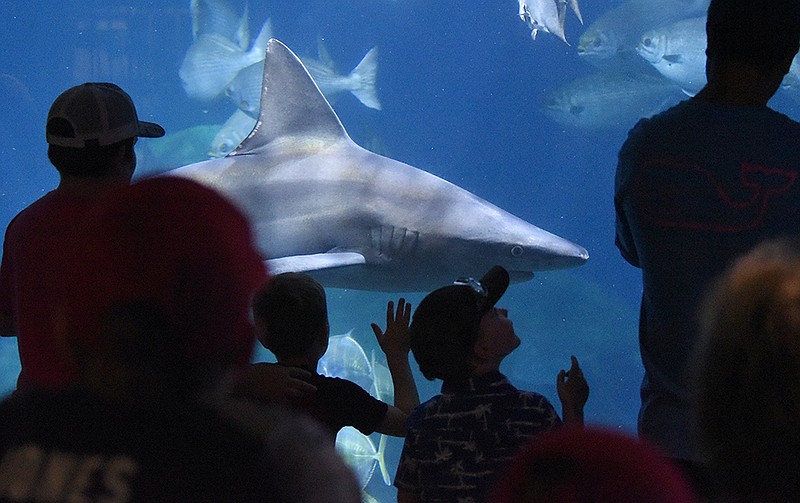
[{"xmin": 266, "ymin": 252, "xmax": 366, "ymax": 275}]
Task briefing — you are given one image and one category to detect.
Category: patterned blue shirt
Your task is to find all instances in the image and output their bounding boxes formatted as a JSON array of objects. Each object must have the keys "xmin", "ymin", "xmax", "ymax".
[{"xmin": 394, "ymin": 371, "xmax": 561, "ymax": 502}]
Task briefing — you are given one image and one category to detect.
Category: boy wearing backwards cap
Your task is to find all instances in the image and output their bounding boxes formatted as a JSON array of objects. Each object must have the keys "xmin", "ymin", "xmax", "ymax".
[
  {"xmin": 395, "ymin": 265, "xmax": 589, "ymax": 503},
  {"xmin": 0, "ymin": 83, "xmax": 310, "ymax": 400},
  {"xmin": 0, "ymin": 83, "xmax": 164, "ymax": 392}
]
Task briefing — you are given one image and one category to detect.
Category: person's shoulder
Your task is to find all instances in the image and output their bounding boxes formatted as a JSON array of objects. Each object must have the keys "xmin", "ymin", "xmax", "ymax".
[
  {"xmin": 4, "ymin": 191, "xmax": 59, "ymax": 228},
  {"xmin": 315, "ymin": 373, "xmax": 371, "ymax": 395},
  {"xmin": 763, "ymin": 106, "xmax": 800, "ymax": 130},
  {"xmin": 631, "ymin": 99, "xmax": 696, "ymax": 133},
  {"xmin": 211, "ymin": 397, "xmax": 361, "ymax": 502},
  {"xmin": 3, "ymin": 190, "xmax": 89, "ymax": 237},
  {"xmin": 405, "ymin": 394, "xmax": 443, "ymax": 424}
]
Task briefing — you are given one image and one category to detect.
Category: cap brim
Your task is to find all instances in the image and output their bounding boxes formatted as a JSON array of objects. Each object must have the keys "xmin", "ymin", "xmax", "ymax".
[
  {"xmin": 479, "ymin": 265, "xmax": 510, "ymax": 312},
  {"xmin": 137, "ymin": 121, "xmax": 165, "ymax": 139}
]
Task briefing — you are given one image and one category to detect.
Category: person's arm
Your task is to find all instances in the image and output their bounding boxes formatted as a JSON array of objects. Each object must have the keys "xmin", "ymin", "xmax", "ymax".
[
  {"xmin": 371, "ymin": 298, "xmax": 420, "ymax": 434},
  {"xmin": 614, "ymin": 126, "xmax": 644, "ymax": 268},
  {"xmin": 233, "ymin": 362, "xmax": 317, "ymax": 404},
  {"xmin": 557, "ymin": 355, "xmax": 589, "ymax": 426}
]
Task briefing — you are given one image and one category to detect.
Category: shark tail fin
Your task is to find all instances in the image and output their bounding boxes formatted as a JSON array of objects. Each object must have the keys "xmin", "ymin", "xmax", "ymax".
[
  {"xmin": 376, "ymin": 434, "xmax": 391, "ymax": 486},
  {"xmin": 348, "ymin": 47, "xmax": 382, "ymax": 111}
]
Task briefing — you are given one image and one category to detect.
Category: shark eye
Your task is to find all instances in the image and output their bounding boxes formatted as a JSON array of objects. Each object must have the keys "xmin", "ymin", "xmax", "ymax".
[{"xmin": 511, "ymin": 245, "xmax": 524, "ymax": 257}]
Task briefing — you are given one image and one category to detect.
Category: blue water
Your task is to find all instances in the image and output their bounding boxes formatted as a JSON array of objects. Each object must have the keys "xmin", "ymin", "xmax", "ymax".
[{"xmin": 5, "ymin": 1, "xmax": 796, "ymax": 501}]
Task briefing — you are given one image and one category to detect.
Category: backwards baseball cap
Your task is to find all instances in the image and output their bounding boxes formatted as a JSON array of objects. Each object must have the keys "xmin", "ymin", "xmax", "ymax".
[
  {"xmin": 46, "ymin": 82, "xmax": 165, "ymax": 148},
  {"xmin": 409, "ymin": 266, "xmax": 510, "ymax": 380}
]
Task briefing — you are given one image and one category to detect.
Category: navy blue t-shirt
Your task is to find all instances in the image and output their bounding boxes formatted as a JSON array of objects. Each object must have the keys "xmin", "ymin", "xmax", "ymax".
[{"xmin": 0, "ymin": 388, "xmax": 357, "ymax": 502}]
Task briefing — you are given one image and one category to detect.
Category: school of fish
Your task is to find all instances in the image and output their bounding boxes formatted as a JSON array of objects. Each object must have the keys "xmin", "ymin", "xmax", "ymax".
[{"xmin": 525, "ymin": 0, "xmax": 800, "ymax": 131}]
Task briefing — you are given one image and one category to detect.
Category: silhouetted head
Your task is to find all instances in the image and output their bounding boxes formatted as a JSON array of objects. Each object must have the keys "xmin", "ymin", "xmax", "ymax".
[
  {"xmin": 252, "ymin": 272, "xmax": 330, "ymax": 361},
  {"xmin": 706, "ymin": 0, "xmax": 800, "ymax": 71},
  {"xmin": 46, "ymin": 82, "xmax": 164, "ymax": 178},
  {"xmin": 488, "ymin": 427, "xmax": 698, "ymax": 503},
  {"xmin": 76, "ymin": 176, "xmax": 266, "ymax": 389},
  {"xmin": 410, "ymin": 265, "xmax": 510, "ymax": 381},
  {"xmin": 696, "ymin": 237, "xmax": 800, "ymax": 500}
]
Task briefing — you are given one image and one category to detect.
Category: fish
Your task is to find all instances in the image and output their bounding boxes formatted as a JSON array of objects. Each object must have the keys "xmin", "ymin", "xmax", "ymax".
[
  {"xmin": 301, "ymin": 42, "xmax": 382, "ymax": 111},
  {"xmin": 209, "ymin": 109, "xmax": 256, "ymax": 158},
  {"xmin": 167, "ymin": 39, "xmax": 588, "ymax": 291},
  {"xmin": 577, "ymin": 0, "xmax": 709, "ymax": 70},
  {"xmin": 636, "ymin": 16, "xmax": 707, "ymax": 95},
  {"xmin": 134, "ymin": 124, "xmax": 223, "ymax": 177},
  {"xmin": 369, "ymin": 351, "xmax": 393, "ymax": 404},
  {"xmin": 335, "ymin": 427, "xmax": 390, "ymax": 489},
  {"xmin": 318, "ymin": 332, "xmax": 374, "ymax": 393},
  {"xmin": 542, "ymin": 69, "xmax": 684, "ymax": 130},
  {"xmin": 179, "ymin": 15, "xmax": 272, "ymax": 101},
  {"xmin": 518, "ymin": 0, "xmax": 583, "ymax": 44},
  {"xmin": 226, "ymin": 41, "xmax": 382, "ymax": 116},
  {"xmin": 190, "ymin": 0, "xmax": 249, "ymax": 46}
]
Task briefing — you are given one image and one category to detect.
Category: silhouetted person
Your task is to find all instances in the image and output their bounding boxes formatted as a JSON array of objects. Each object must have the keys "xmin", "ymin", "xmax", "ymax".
[
  {"xmin": 614, "ymin": 0, "xmax": 800, "ymax": 495},
  {"xmin": 0, "ymin": 82, "xmax": 164, "ymax": 392},
  {"xmin": 395, "ymin": 265, "xmax": 589, "ymax": 503},
  {"xmin": 0, "ymin": 177, "xmax": 360, "ymax": 502},
  {"xmin": 488, "ymin": 426, "xmax": 698, "ymax": 503},
  {"xmin": 251, "ymin": 272, "xmax": 419, "ymax": 443},
  {"xmin": 695, "ymin": 238, "xmax": 800, "ymax": 502}
]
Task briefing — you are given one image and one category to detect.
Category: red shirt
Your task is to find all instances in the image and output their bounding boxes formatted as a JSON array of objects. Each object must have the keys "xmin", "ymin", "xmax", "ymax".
[{"xmin": 0, "ymin": 189, "xmax": 109, "ymax": 390}]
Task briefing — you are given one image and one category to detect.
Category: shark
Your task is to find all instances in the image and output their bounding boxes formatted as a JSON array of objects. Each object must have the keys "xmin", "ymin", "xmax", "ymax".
[{"xmin": 168, "ymin": 39, "xmax": 589, "ymax": 292}]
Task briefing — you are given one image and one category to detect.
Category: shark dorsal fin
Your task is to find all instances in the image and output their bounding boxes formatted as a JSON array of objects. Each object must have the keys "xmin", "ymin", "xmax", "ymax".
[{"xmin": 232, "ymin": 39, "xmax": 349, "ymax": 155}]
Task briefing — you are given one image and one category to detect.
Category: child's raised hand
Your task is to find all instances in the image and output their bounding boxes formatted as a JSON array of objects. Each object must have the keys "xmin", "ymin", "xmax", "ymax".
[
  {"xmin": 557, "ymin": 355, "xmax": 590, "ymax": 411},
  {"xmin": 371, "ymin": 298, "xmax": 412, "ymax": 359}
]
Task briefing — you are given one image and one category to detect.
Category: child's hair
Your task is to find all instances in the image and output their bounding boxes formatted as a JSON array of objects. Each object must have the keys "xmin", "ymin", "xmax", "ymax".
[{"xmin": 252, "ymin": 272, "xmax": 328, "ymax": 359}]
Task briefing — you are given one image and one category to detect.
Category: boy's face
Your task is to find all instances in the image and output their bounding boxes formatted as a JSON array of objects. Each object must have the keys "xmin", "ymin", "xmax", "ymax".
[{"xmin": 476, "ymin": 307, "xmax": 520, "ymax": 359}]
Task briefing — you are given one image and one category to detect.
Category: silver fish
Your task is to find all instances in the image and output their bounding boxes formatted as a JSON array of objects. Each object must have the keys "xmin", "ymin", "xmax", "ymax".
[
  {"xmin": 225, "ymin": 40, "xmax": 381, "ymax": 114},
  {"xmin": 301, "ymin": 42, "xmax": 382, "ymax": 111},
  {"xmin": 318, "ymin": 332, "xmax": 374, "ymax": 393},
  {"xmin": 369, "ymin": 351, "xmax": 394, "ymax": 404},
  {"xmin": 134, "ymin": 124, "xmax": 223, "ymax": 177},
  {"xmin": 190, "ymin": 0, "xmax": 249, "ymax": 47},
  {"xmin": 542, "ymin": 70, "xmax": 684, "ymax": 130},
  {"xmin": 577, "ymin": 0, "xmax": 709, "ymax": 69},
  {"xmin": 209, "ymin": 108, "xmax": 256, "ymax": 158},
  {"xmin": 179, "ymin": 17, "xmax": 272, "ymax": 101},
  {"xmin": 518, "ymin": 0, "xmax": 583, "ymax": 45},
  {"xmin": 637, "ymin": 16, "xmax": 707, "ymax": 95},
  {"xmin": 335, "ymin": 427, "xmax": 390, "ymax": 489}
]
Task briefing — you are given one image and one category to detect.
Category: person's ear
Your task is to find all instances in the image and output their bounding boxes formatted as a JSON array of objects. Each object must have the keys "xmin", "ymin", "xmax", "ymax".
[{"xmin": 473, "ymin": 335, "xmax": 492, "ymax": 361}]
